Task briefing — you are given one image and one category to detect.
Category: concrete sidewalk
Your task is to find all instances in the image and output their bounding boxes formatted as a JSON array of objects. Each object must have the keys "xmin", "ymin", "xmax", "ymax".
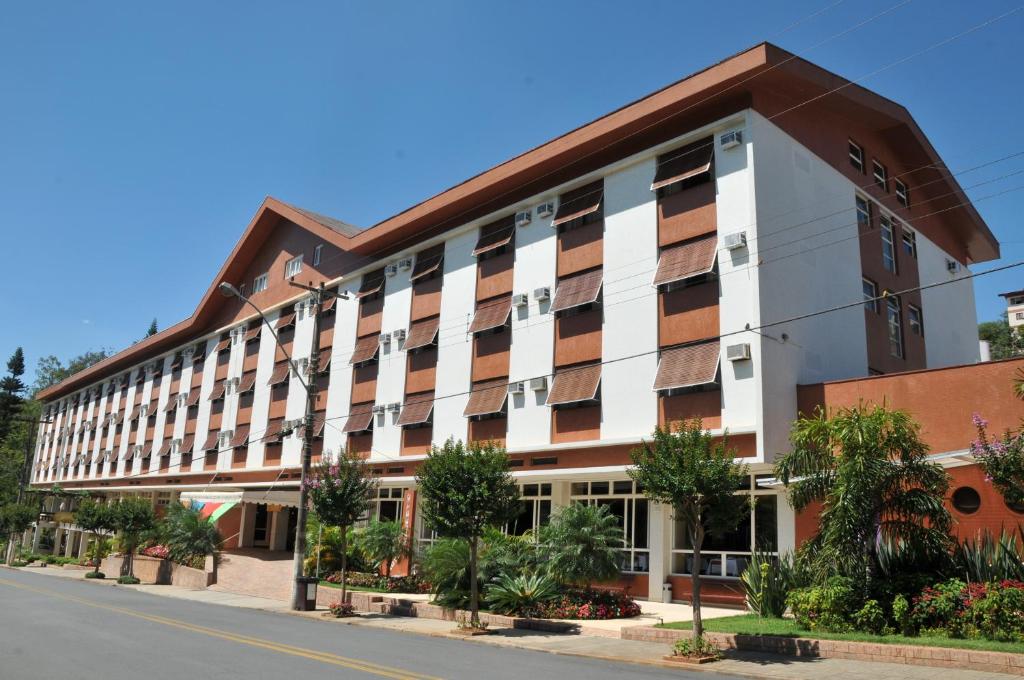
[{"xmin": 10, "ymin": 566, "xmax": 1016, "ymax": 679}]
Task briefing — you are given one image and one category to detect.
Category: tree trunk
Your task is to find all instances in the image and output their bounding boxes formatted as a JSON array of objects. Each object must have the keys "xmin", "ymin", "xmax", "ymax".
[
  {"xmin": 691, "ymin": 523, "xmax": 705, "ymax": 640},
  {"xmin": 91, "ymin": 532, "xmax": 101, "ymax": 576},
  {"xmin": 122, "ymin": 546, "xmax": 133, "ymax": 578},
  {"xmin": 469, "ymin": 536, "xmax": 479, "ymax": 628},
  {"xmin": 340, "ymin": 527, "xmax": 349, "ymax": 605}
]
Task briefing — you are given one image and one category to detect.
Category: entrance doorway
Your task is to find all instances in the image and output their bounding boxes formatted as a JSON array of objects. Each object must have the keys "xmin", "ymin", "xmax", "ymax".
[
  {"xmin": 253, "ymin": 504, "xmax": 270, "ymax": 547},
  {"xmin": 285, "ymin": 507, "xmax": 297, "ymax": 552}
]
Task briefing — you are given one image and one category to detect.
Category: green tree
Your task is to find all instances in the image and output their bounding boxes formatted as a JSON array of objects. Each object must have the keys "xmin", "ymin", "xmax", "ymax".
[
  {"xmin": 540, "ymin": 503, "xmax": 622, "ymax": 588},
  {"xmin": 0, "ymin": 503, "xmax": 37, "ymax": 565},
  {"xmin": 630, "ymin": 419, "xmax": 749, "ymax": 639},
  {"xmin": 0, "ymin": 348, "xmax": 27, "ymax": 442},
  {"xmin": 774, "ymin": 404, "xmax": 952, "ymax": 595},
  {"xmin": 979, "ymin": 315, "xmax": 1022, "ymax": 360},
  {"xmin": 162, "ymin": 502, "xmax": 222, "ymax": 567},
  {"xmin": 359, "ymin": 520, "xmax": 408, "ymax": 579},
  {"xmin": 33, "ymin": 350, "xmax": 110, "ymax": 395},
  {"xmin": 416, "ymin": 439, "xmax": 520, "ymax": 627},
  {"xmin": 146, "ymin": 319, "xmax": 158, "ymax": 338},
  {"xmin": 73, "ymin": 499, "xmax": 114, "ymax": 576},
  {"xmin": 305, "ymin": 452, "xmax": 377, "ymax": 604},
  {"xmin": 109, "ymin": 497, "xmax": 156, "ymax": 579}
]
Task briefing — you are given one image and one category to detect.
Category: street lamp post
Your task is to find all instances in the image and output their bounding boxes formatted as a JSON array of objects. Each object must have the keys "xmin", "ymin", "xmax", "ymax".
[{"xmin": 218, "ymin": 280, "xmax": 348, "ymax": 611}]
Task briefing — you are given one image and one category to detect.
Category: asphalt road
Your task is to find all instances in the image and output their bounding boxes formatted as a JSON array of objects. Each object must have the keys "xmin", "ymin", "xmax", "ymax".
[{"xmin": 0, "ymin": 568, "xmax": 739, "ymax": 680}]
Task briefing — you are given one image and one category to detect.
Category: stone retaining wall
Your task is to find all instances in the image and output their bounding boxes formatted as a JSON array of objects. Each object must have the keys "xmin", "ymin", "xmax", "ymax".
[
  {"xmin": 622, "ymin": 626, "xmax": 1024, "ymax": 676},
  {"xmin": 100, "ymin": 554, "xmax": 215, "ymax": 588}
]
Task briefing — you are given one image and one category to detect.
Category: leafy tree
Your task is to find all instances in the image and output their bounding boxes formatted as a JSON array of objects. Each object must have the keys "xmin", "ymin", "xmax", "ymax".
[
  {"xmin": 33, "ymin": 350, "xmax": 110, "ymax": 395},
  {"xmin": 109, "ymin": 497, "xmax": 156, "ymax": 578},
  {"xmin": 162, "ymin": 502, "xmax": 222, "ymax": 567},
  {"xmin": 0, "ymin": 503, "xmax": 37, "ymax": 565},
  {"xmin": 979, "ymin": 315, "xmax": 1022, "ymax": 360},
  {"xmin": 304, "ymin": 452, "xmax": 377, "ymax": 604},
  {"xmin": 0, "ymin": 348, "xmax": 26, "ymax": 442},
  {"xmin": 73, "ymin": 499, "xmax": 114, "ymax": 575},
  {"xmin": 630, "ymin": 419, "xmax": 749, "ymax": 639},
  {"xmin": 774, "ymin": 404, "xmax": 952, "ymax": 596},
  {"xmin": 971, "ymin": 413, "xmax": 1024, "ymax": 508},
  {"xmin": 416, "ymin": 439, "xmax": 520, "ymax": 627},
  {"xmin": 146, "ymin": 319, "xmax": 158, "ymax": 338},
  {"xmin": 540, "ymin": 503, "xmax": 622, "ymax": 588},
  {"xmin": 359, "ymin": 520, "xmax": 408, "ymax": 579}
]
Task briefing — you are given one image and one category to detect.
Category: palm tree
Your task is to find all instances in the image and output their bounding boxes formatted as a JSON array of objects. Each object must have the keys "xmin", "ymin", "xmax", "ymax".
[
  {"xmin": 774, "ymin": 404, "xmax": 952, "ymax": 594},
  {"xmin": 163, "ymin": 502, "xmax": 222, "ymax": 567},
  {"xmin": 539, "ymin": 503, "xmax": 623, "ymax": 589},
  {"xmin": 359, "ymin": 520, "xmax": 408, "ymax": 579}
]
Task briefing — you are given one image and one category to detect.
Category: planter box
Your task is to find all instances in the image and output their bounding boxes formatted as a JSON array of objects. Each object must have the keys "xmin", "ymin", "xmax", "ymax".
[{"xmin": 99, "ymin": 554, "xmax": 216, "ymax": 588}]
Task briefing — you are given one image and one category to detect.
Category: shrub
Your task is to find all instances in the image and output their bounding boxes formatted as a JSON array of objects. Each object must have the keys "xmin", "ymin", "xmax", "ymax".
[
  {"xmin": 672, "ymin": 634, "xmax": 721, "ymax": 659},
  {"xmin": 486, "ymin": 573, "xmax": 559, "ymax": 617},
  {"xmin": 162, "ymin": 503, "xmax": 222, "ymax": 567},
  {"xmin": 535, "ymin": 588, "xmax": 641, "ymax": 620},
  {"xmin": 911, "ymin": 579, "xmax": 1024, "ymax": 641},
  {"xmin": 328, "ymin": 601, "xmax": 356, "ymax": 618},
  {"xmin": 141, "ymin": 544, "xmax": 170, "ymax": 559},
  {"xmin": 971, "ymin": 581, "xmax": 1024, "ymax": 642},
  {"xmin": 539, "ymin": 504, "xmax": 623, "ymax": 588},
  {"xmin": 852, "ymin": 599, "xmax": 888, "ymax": 635},
  {"xmin": 117, "ymin": 575, "xmax": 140, "ymax": 585},
  {"xmin": 10, "ymin": 560, "xmax": 28, "ymax": 567},
  {"xmin": 786, "ymin": 576, "xmax": 858, "ymax": 632},
  {"xmin": 741, "ymin": 550, "xmax": 792, "ymax": 618},
  {"xmin": 954, "ymin": 529, "xmax": 1024, "ymax": 582},
  {"xmin": 892, "ymin": 593, "xmax": 913, "ymax": 636},
  {"xmin": 85, "ymin": 571, "xmax": 105, "ymax": 579},
  {"xmin": 358, "ymin": 521, "xmax": 408, "ymax": 579}
]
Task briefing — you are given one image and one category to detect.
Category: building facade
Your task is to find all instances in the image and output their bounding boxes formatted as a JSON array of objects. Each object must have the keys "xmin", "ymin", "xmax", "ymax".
[{"xmin": 27, "ymin": 43, "xmax": 1009, "ymax": 604}]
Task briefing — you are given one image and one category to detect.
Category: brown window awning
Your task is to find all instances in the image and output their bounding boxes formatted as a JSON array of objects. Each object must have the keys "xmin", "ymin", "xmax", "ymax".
[
  {"xmin": 321, "ymin": 296, "xmax": 336, "ymax": 314},
  {"xmin": 147, "ymin": 402, "xmax": 159, "ymax": 419},
  {"xmin": 267, "ymin": 362, "xmax": 290, "ymax": 386},
  {"xmin": 163, "ymin": 397, "xmax": 177, "ymax": 413},
  {"xmin": 313, "ymin": 417, "xmax": 326, "ymax": 439},
  {"xmin": 653, "ymin": 341, "xmax": 721, "ymax": 391},
  {"xmin": 472, "ymin": 216, "xmax": 515, "ymax": 257},
  {"xmin": 230, "ymin": 425, "xmax": 250, "ymax": 449},
  {"xmin": 653, "ymin": 235, "xmax": 718, "ymax": 287},
  {"xmin": 356, "ymin": 272, "xmax": 386, "ymax": 299},
  {"xmin": 265, "ymin": 418, "xmax": 286, "ymax": 442},
  {"xmin": 463, "ymin": 379, "xmax": 509, "ymax": 417},
  {"xmin": 185, "ymin": 387, "xmax": 202, "ymax": 407},
  {"xmin": 237, "ymin": 373, "xmax": 257, "ymax": 395},
  {"xmin": 350, "ymin": 335, "xmax": 380, "ymax": 365},
  {"xmin": 208, "ymin": 381, "xmax": 227, "ymax": 402},
  {"xmin": 341, "ymin": 404, "xmax": 375, "ymax": 434},
  {"xmin": 170, "ymin": 353, "xmax": 183, "ymax": 369},
  {"xmin": 397, "ymin": 392, "xmax": 434, "ymax": 426},
  {"xmin": 214, "ymin": 338, "xmax": 230, "ymax": 353},
  {"xmin": 546, "ymin": 364, "xmax": 602, "ymax": 406},
  {"xmin": 243, "ymin": 326, "xmax": 261, "ymax": 344},
  {"xmin": 157, "ymin": 440, "xmax": 172, "ymax": 457},
  {"xmin": 550, "ymin": 269, "xmax": 603, "ymax": 313},
  {"xmin": 201, "ymin": 431, "xmax": 219, "ymax": 453},
  {"xmin": 552, "ymin": 180, "xmax": 603, "ymax": 227},
  {"xmin": 140, "ymin": 446, "xmax": 152, "ymax": 461},
  {"xmin": 410, "ymin": 253, "xmax": 444, "ymax": 282},
  {"xmin": 469, "ymin": 296, "xmax": 512, "ymax": 334},
  {"xmin": 404, "ymin": 317, "xmax": 440, "ymax": 351},
  {"xmin": 316, "ymin": 348, "xmax": 332, "ymax": 372},
  {"xmin": 651, "ymin": 137, "xmax": 714, "ymax": 191},
  {"xmin": 179, "ymin": 434, "xmax": 195, "ymax": 454},
  {"xmin": 192, "ymin": 342, "xmax": 207, "ymax": 363},
  {"xmin": 277, "ymin": 311, "xmax": 296, "ymax": 329}
]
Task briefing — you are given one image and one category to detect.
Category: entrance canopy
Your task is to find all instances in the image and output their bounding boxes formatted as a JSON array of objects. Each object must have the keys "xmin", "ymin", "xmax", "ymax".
[{"xmin": 181, "ymin": 489, "xmax": 302, "ymax": 522}]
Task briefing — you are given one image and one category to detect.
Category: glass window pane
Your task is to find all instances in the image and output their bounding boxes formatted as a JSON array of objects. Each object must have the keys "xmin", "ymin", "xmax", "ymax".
[
  {"xmin": 391, "ymin": 488, "xmax": 404, "ymax": 499},
  {"xmin": 570, "ymin": 482, "xmax": 588, "ymax": 496},
  {"xmin": 755, "ymin": 495, "xmax": 778, "ymax": 552},
  {"xmin": 522, "ymin": 483, "xmax": 539, "ymax": 497},
  {"xmin": 725, "ymin": 554, "xmax": 751, "ymax": 578},
  {"xmin": 538, "ymin": 500, "xmax": 551, "ymax": 527},
  {"xmin": 632, "ymin": 551, "xmax": 650, "ymax": 573},
  {"xmin": 540, "ymin": 483, "xmax": 552, "ymax": 496},
  {"xmin": 705, "ymin": 507, "xmax": 751, "ymax": 551},
  {"xmin": 591, "ymin": 481, "xmax": 610, "ymax": 495},
  {"xmin": 508, "ymin": 500, "xmax": 533, "ymax": 536},
  {"xmin": 633, "ymin": 499, "xmax": 649, "ymax": 549},
  {"xmin": 613, "ymin": 480, "xmax": 633, "ymax": 495},
  {"xmin": 673, "ymin": 517, "xmax": 692, "ymax": 550}
]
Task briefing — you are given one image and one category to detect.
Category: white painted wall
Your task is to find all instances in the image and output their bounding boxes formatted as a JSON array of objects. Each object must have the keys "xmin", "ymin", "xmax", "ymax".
[
  {"xmin": 324, "ymin": 293, "xmax": 360, "ymax": 460},
  {"xmin": 192, "ymin": 337, "xmax": 219, "ymax": 473},
  {"xmin": 283, "ymin": 300, "xmax": 314, "ymax": 467},
  {"xmin": 918, "ymin": 232, "xmax": 980, "ymax": 367},
  {"xmin": 374, "ymin": 269, "xmax": 413, "ymax": 456},
  {"xmin": 245, "ymin": 313, "xmax": 282, "ymax": 467}
]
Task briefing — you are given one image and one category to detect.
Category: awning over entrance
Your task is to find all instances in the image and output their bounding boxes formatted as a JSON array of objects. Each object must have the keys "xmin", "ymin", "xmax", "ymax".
[{"xmin": 180, "ymin": 489, "xmax": 303, "ymax": 520}]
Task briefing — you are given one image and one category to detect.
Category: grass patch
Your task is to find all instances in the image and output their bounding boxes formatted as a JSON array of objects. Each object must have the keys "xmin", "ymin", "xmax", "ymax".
[
  {"xmin": 319, "ymin": 581, "xmax": 393, "ymax": 594},
  {"xmin": 657, "ymin": 614, "xmax": 1024, "ymax": 654}
]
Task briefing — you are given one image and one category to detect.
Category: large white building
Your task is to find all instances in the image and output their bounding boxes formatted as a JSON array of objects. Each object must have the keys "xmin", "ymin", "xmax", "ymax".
[{"xmin": 28, "ymin": 43, "xmax": 998, "ymax": 604}]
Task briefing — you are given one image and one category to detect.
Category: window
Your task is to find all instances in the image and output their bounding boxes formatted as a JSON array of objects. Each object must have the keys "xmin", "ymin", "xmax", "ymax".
[
  {"xmin": 284, "ymin": 255, "xmax": 303, "ymax": 279},
  {"xmin": 1011, "ymin": 297, "xmax": 1024, "ymax": 306},
  {"xmin": 570, "ymin": 481, "xmax": 649, "ymax": 573},
  {"xmin": 848, "ymin": 140, "xmax": 864, "ymax": 173},
  {"xmin": 855, "ymin": 195, "xmax": 872, "ymax": 229},
  {"xmin": 951, "ymin": 487, "xmax": 981, "ymax": 514},
  {"xmin": 1017, "ymin": 312, "xmax": 1024, "ymax": 321},
  {"xmin": 252, "ymin": 273, "xmax": 268, "ymax": 294},
  {"xmin": 672, "ymin": 476, "xmax": 778, "ymax": 578},
  {"xmin": 863, "ymin": 278, "xmax": 879, "ymax": 313},
  {"xmin": 313, "ymin": 244, "xmax": 323, "ymax": 267},
  {"xmin": 872, "ymin": 160, "xmax": 888, "ymax": 191},
  {"xmin": 901, "ymin": 228, "xmax": 917, "ymax": 258},
  {"xmin": 887, "ymin": 296, "xmax": 903, "ymax": 358},
  {"xmin": 880, "ymin": 216, "xmax": 897, "ymax": 273},
  {"xmin": 895, "ymin": 179, "xmax": 909, "ymax": 207},
  {"xmin": 507, "ymin": 484, "xmax": 552, "ymax": 536},
  {"xmin": 908, "ymin": 304, "xmax": 923, "ymax": 336}
]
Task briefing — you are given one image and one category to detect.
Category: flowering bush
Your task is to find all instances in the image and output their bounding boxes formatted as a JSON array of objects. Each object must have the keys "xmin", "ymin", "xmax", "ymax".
[
  {"xmin": 970, "ymin": 413, "xmax": 1024, "ymax": 507},
  {"xmin": 534, "ymin": 588, "xmax": 641, "ymax": 620},
  {"xmin": 786, "ymin": 576, "xmax": 859, "ymax": 632},
  {"xmin": 323, "ymin": 570, "xmax": 431, "ymax": 594},
  {"xmin": 911, "ymin": 579, "xmax": 1024, "ymax": 641},
  {"xmin": 140, "ymin": 544, "xmax": 170, "ymax": 559},
  {"xmin": 328, "ymin": 601, "xmax": 356, "ymax": 618}
]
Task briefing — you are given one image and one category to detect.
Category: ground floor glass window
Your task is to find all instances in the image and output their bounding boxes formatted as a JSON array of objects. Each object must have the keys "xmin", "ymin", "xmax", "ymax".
[{"xmin": 569, "ymin": 480, "xmax": 650, "ymax": 573}]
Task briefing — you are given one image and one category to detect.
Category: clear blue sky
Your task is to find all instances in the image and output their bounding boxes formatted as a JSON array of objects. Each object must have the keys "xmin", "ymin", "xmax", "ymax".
[{"xmin": 2, "ymin": 1, "xmax": 1022, "ymax": 380}]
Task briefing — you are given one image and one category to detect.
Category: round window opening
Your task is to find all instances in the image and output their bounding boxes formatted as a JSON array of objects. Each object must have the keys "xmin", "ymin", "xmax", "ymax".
[
  {"xmin": 1006, "ymin": 499, "xmax": 1024, "ymax": 515},
  {"xmin": 952, "ymin": 487, "xmax": 981, "ymax": 514}
]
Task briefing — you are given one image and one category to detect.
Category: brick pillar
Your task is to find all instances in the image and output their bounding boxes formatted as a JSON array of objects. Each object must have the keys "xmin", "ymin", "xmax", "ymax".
[{"xmin": 392, "ymin": 489, "xmax": 417, "ymax": 577}]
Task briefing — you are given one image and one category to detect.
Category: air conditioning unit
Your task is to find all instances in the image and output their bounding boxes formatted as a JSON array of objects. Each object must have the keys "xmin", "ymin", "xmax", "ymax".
[
  {"xmin": 720, "ymin": 130, "xmax": 742, "ymax": 150},
  {"xmin": 533, "ymin": 286, "xmax": 550, "ymax": 301},
  {"xmin": 398, "ymin": 258, "xmax": 413, "ymax": 271},
  {"xmin": 946, "ymin": 258, "xmax": 961, "ymax": 274},
  {"xmin": 372, "ymin": 405, "xmax": 386, "ymax": 415},
  {"xmin": 536, "ymin": 201, "xmax": 555, "ymax": 218},
  {"xmin": 385, "ymin": 263, "xmax": 398, "ymax": 277},
  {"xmin": 722, "ymin": 231, "xmax": 747, "ymax": 250},
  {"xmin": 379, "ymin": 333, "xmax": 391, "ymax": 345},
  {"xmin": 388, "ymin": 403, "xmax": 401, "ymax": 413},
  {"xmin": 530, "ymin": 377, "xmax": 548, "ymax": 391},
  {"xmin": 726, "ymin": 343, "xmax": 751, "ymax": 362},
  {"xmin": 515, "ymin": 211, "xmax": 532, "ymax": 228},
  {"xmin": 508, "ymin": 381, "xmax": 525, "ymax": 395},
  {"xmin": 392, "ymin": 329, "xmax": 406, "ymax": 342},
  {"xmin": 513, "ymin": 293, "xmax": 529, "ymax": 307}
]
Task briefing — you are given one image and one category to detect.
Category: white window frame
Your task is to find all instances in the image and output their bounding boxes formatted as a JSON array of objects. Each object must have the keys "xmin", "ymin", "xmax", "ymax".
[
  {"xmin": 505, "ymin": 483, "xmax": 552, "ymax": 537},
  {"xmin": 284, "ymin": 254, "xmax": 303, "ymax": 279},
  {"xmin": 570, "ymin": 480, "xmax": 650, "ymax": 574},
  {"xmin": 855, "ymin": 195, "xmax": 872, "ymax": 229},
  {"xmin": 901, "ymin": 229, "xmax": 917, "ymax": 259},
  {"xmin": 313, "ymin": 244, "xmax": 323, "ymax": 267},
  {"xmin": 873, "ymin": 160, "xmax": 888, "ymax": 191},
  {"xmin": 887, "ymin": 296, "xmax": 904, "ymax": 358},
  {"xmin": 849, "ymin": 140, "xmax": 864, "ymax": 173},
  {"xmin": 863, "ymin": 278, "xmax": 879, "ymax": 313},
  {"xmin": 908, "ymin": 304, "xmax": 923, "ymax": 336},
  {"xmin": 895, "ymin": 178, "xmax": 909, "ymax": 207},
  {"xmin": 252, "ymin": 273, "xmax": 268, "ymax": 294},
  {"xmin": 670, "ymin": 476, "xmax": 779, "ymax": 579},
  {"xmin": 1016, "ymin": 312, "xmax": 1024, "ymax": 321},
  {"xmin": 880, "ymin": 216, "xmax": 897, "ymax": 273}
]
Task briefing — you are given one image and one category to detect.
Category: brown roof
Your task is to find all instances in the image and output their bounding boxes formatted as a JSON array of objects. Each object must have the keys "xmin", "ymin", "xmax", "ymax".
[
  {"xmin": 404, "ymin": 317, "xmax": 440, "ymax": 351},
  {"xmin": 350, "ymin": 335, "xmax": 380, "ymax": 364},
  {"xmin": 552, "ymin": 180, "xmax": 603, "ymax": 226},
  {"xmin": 397, "ymin": 392, "xmax": 434, "ymax": 426},
  {"xmin": 230, "ymin": 425, "xmax": 250, "ymax": 449},
  {"xmin": 410, "ymin": 253, "xmax": 444, "ymax": 282},
  {"xmin": 208, "ymin": 381, "xmax": 227, "ymax": 402},
  {"xmin": 201, "ymin": 431, "xmax": 219, "ymax": 452},
  {"xmin": 463, "ymin": 379, "xmax": 508, "ymax": 417},
  {"xmin": 341, "ymin": 405, "xmax": 375, "ymax": 434},
  {"xmin": 651, "ymin": 137, "xmax": 714, "ymax": 190},
  {"xmin": 472, "ymin": 218, "xmax": 515, "ymax": 257},
  {"xmin": 653, "ymin": 341, "xmax": 721, "ymax": 391},
  {"xmin": 356, "ymin": 272, "xmax": 386, "ymax": 299},
  {"xmin": 547, "ymin": 364, "xmax": 602, "ymax": 405},
  {"xmin": 469, "ymin": 296, "xmax": 512, "ymax": 334},
  {"xmin": 653, "ymin": 235, "xmax": 718, "ymax": 287},
  {"xmin": 268, "ymin": 362, "xmax": 291, "ymax": 386},
  {"xmin": 550, "ymin": 269, "xmax": 603, "ymax": 313},
  {"xmin": 237, "ymin": 372, "xmax": 257, "ymax": 395}
]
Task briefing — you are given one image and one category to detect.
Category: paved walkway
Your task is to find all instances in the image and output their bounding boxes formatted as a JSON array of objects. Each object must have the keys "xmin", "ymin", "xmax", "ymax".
[
  {"xmin": 209, "ymin": 548, "xmax": 294, "ymax": 601},
  {"xmin": 10, "ymin": 566, "xmax": 1017, "ymax": 679}
]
